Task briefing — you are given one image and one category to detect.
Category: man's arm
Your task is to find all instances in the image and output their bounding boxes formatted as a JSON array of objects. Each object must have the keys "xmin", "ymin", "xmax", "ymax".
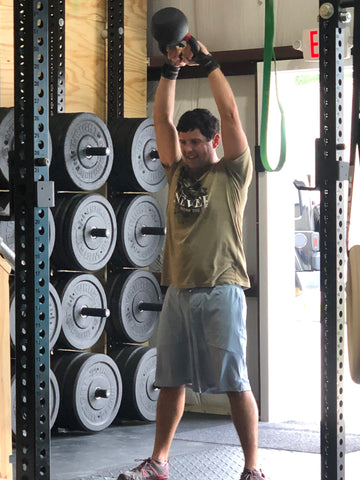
[
  {"xmin": 182, "ymin": 40, "xmax": 248, "ymax": 161},
  {"xmin": 208, "ymin": 68, "xmax": 249, "ymax": 160},
  {"xmin": 153, "ymin": 66, "xmax": 182, "ymax": 168}
]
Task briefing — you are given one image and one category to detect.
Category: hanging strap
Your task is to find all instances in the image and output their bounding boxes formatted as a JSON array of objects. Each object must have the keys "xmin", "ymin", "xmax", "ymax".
[{"xmin": 259, "ymin": 0, "xmax": 287, "ymax": 172}]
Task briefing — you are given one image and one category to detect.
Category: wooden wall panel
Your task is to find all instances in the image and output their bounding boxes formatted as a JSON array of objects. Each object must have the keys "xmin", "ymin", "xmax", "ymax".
[
  {"xmin": 0, "ymin": 0, "xmax": 13, "ymax": 107},
  {"xmin": 124, "ymin": 0, "xmax": 147, "ymax": 118},
  {"xmin": 0, "ymin": 257, "xmax": 12, "ymax": 480},
  {"xmin": 0, "ymin": 0, "xmax": 147, "ymax": 118},
  {"xmin": 65, "ymin": 0, "xmax": 107, "ymax": 118}
]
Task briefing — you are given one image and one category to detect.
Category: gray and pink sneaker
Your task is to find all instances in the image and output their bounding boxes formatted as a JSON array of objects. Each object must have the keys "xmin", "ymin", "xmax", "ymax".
[
  {"xmin": 240, "ymin": 468, "xmax": 266, "ymax": 480},
  {"xmin": 117, "ymin": 458, "xmax": 169, "ymax": 480}
]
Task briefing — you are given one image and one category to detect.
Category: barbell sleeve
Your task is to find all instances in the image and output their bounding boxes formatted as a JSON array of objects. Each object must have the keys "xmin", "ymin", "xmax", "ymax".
[
  {"xmin": 140, "ymin": 226, "xmax": 166, "ymax": 235},
  {"xmin": 85, "ymin": 146, "xmax": 110, "ymax": 157},
  {"xmin": 91, "ymin": 227, "xmax": 110, "ymax": 238},
  {"xmin": 149, "ymin": 149, "xmax": 159, "ymax": 160},
  {"xmin": 138, "ymin": 302, "xmax": 163, "ymax": 312},
  {"xmin": 81, "ymin": 307, "xmax": 110, "ymax": 318},
  {"xmin": 94, "ymin": 388, "xmax": 110, "ymax": 399}
]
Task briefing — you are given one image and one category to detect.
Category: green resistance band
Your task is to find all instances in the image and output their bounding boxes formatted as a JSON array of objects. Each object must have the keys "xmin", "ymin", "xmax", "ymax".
[{"xmin": 259, "ymin": 0, "xmax": 286, "ymax": 172}]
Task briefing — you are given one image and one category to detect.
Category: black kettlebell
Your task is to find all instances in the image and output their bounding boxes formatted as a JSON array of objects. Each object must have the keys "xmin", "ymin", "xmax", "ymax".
[{"xmin": 151, "ymin": 7, "xmax": 189, "ymax": 55}]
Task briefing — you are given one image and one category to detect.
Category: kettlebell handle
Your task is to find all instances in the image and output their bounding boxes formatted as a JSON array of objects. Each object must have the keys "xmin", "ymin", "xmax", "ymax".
[{"xmin": 185, "ymin": 34, "xmax": 201, "ymax": 57}]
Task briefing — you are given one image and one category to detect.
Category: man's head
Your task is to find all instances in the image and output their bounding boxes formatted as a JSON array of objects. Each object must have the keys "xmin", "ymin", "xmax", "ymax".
[
  {"xmin": 176, "ymin": 108, "xmax": 219, "ymax": 140},
  {"xmin": 176, "ymin": 108, "xmax": 221, "ymax": 174}
]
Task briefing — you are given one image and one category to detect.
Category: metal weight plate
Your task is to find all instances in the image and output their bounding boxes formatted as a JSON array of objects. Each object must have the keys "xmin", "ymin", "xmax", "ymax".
[
  {"xmin": 52, "ymin": 193, "xmax": 117, "ymax": 271},
  {"xmin": 116, "ymin": 346, "xmax": 159, "ymax": 422},
  {"xmin": 52, "ymin": 352, "xmax": 122, "ymax": 432},
  {"xmin": 111, "ymin": 194, "xmax": 165, "ymax": 268},
  {"xmin": 108, "ymin": 117, "xmax": 167, "ymax": 193},
  {"xmin": 11, "ymin": 369, "xmax": 60, "ymax": 435},
  {"xmin": 109, "ymin": 345, "xmax": 145, "ymax": 372},
  {"xmin": 107, "ymin": 270, "xmax": 162, "ymax": 343},
  {"xmin": 0, "ymin": 108, "xmax": 14, "ymax": 187},
  {"xmin": 50, "ymin": 112, "xmax": 113, "ymax": 191},
  {"xmin": 54, "ymin": 273, "xmax": 108, "ymax": 350},
  {"xmin": 0, "ymin": 107, "xmax": 53, "ymax": 187},
  {"xmin": 0, "ymin": 207, "xmax": 56, "ymax": 257},
  {"xmin": 9, "ymin": 281, "xmax": 62, "ymax": 351}
]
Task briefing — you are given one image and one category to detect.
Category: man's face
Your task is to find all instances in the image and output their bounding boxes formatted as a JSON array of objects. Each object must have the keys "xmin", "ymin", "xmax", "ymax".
[{"xmin": 178, "ymin": 129, "xmax": 218, "ymax": 172}]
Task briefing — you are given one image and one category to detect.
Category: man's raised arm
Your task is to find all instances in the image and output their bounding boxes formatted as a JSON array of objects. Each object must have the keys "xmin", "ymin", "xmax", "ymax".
[
  {"xmin": 153, "ymin": 63, "xmax": 182, "ymax": 168},
  {"xmin": 181, "ymin": 39, "xmax": 248, "ymax": 161}
]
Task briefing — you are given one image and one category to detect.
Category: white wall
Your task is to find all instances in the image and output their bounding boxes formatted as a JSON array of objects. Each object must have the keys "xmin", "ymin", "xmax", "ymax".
[{"xmin": 147, "ymin": 0, "xmax": 321, "ymax": 55}]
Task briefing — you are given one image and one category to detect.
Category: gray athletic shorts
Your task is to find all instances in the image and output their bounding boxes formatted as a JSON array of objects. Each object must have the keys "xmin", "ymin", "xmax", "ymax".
[{"xmin": 155, "ymin": 284, "xmax": 251, "ymax": 394}]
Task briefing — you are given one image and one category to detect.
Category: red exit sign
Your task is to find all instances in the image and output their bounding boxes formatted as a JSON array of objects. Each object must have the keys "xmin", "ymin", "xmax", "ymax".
[{"xmin": 302, "ymin": 29, "xmax": 319, "ymax": 60}]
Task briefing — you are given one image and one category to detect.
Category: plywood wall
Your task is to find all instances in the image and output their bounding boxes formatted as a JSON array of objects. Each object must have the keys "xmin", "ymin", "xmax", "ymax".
[
  {"xmin": 0, "ymin": 0, "xmax": 13, "ymax": 107},
  {"xmin": 0, "ymin": 0, "xmax": 147, "ymax": 118}
]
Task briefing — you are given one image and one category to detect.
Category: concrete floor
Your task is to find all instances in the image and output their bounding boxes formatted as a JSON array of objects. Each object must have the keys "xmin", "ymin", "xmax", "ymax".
[{"xmin": 18, "ymin": 412, "xmax": 357, "ymax": 480}]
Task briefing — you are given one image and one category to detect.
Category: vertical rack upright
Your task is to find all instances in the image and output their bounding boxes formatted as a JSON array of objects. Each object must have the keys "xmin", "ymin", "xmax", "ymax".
[
  {"xmin": 318, "ymin": 1, "xmax": 347, "ymax": 479},
  {"xmin": 107, "ymin": 0, "xmax": 125, "ymax": 123},
  {"xmin": 13, "ymin": 2, "xmax": 53, "ymax": 480}
]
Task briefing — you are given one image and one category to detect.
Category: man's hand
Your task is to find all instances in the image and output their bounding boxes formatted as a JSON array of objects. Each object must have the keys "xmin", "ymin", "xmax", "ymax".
[{"xmin": 166, "ymin": 39, "xmax": 210, "ymax": 67}]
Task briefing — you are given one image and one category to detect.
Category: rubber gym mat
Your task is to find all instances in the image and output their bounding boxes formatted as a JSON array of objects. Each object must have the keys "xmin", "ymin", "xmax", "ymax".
[
  {"xmin": 174, "ymin": 421, "xmax": 360, "ymax": 454},
  {"xmin": 63, "ymin": 446, "xmax": 247, "ymax": 480}
]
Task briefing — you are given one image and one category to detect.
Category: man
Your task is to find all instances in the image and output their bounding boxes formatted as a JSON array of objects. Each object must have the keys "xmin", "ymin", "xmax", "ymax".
[{"xmin": 118, "ymin": 37, "xmax": 265, "ymax": 480}]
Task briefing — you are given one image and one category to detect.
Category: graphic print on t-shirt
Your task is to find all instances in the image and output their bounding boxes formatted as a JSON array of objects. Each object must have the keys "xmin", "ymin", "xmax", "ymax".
[{"xmin": 174, "ymin": 166, "xmax": 209, "ymax": 216}]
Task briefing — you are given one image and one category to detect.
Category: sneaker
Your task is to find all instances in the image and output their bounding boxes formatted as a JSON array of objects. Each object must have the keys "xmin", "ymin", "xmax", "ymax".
[
  {"xmin": 117, "ymin": 458, "xmax": 169, "ymax": 480},
  {"xmin": 240, "ymin": 468, "xmax": 266, "ymax": 480}
]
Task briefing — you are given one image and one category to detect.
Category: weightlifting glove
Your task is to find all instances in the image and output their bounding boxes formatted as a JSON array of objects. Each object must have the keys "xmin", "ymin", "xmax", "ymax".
[
  {"xmin": 185, "ymin": 34, "xmax": 220, "ymax": 75},
  {"xmin": 161, "ymin": 61, "xmax": 180, "ymax": 80}
]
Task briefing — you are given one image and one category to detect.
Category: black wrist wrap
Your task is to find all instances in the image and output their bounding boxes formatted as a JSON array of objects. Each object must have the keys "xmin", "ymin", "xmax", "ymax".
[
  {"xmin": 161, "ymin": 62, "xmax": 180, "ymax": 80},
  {"xmin": 194, "ymin": 51, "xmax": 220, "ymax": 75}
]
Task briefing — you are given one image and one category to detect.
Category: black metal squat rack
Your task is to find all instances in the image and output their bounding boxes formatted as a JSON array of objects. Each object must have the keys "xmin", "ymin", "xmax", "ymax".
[
  {"xmin": 13, "ymin": 2, "xmax": 53, "ymax": 479},
  {"xmin": 12, "ymin": 2, "xmax": 125, "ymax": 479},
  {"xmin": 318, "ymin": 1, "xmax": 359, "ymax": 479},
  {"xmin": 8, "ymin": 1, "xmax": 359, "ymax": 480},
  {"xmin": 317, "ymin": 2, "xmax": 347, "ymax": 479}
]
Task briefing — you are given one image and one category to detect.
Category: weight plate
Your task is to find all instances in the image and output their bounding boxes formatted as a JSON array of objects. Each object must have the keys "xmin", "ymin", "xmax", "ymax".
[
  {"xmin": 0, "ymin": 107, "xmax": 52, "ymax": 187},
  {"xmin": 52, "ymin": 352, "xmax": 122, "ymax": 432},
  {"xmin": 108, "ymin": 117, "xmax": 167, "ymax": 193},
  {"xmin": 11, "ymin": 369, "xmax": 60, "ymax": 435},
  {"xmin": 0, "ymin": 207, "xmax": 56, "ymax": 256},
  {"xmin": 109, "ymin": 345, "xmax": 145, "ymax": 372},
  {"xmin": 50, "ymin": 112, "xmax": 113, "ymax": 191},
  {"xmin": 107, "ymin": 270, "xmax": 162, "ymax": 343},
  {"xmin": 111, "ymin": 194, "xmax": 165, "ymax": 268},
  {"xmin": 48, "ymin": 208, "xmax": 56, "ymax": 256},
  {"xmin": 0, "ymin": 108, "xmax": 14, "ymax": 187},
  {"xmin": 54, "ymin": 273, "xmax": 108, "ymax": 350},
  {"xmin": 9, "ymin": 282, "xmax": 62, "ymax": 350},
  {"xmin": 116, "ymin": 346, "xmax": 159, "ymax": 422},
  {"xmin": 52, "ymin": 193, "xmax": 117, "ymax": 271}
]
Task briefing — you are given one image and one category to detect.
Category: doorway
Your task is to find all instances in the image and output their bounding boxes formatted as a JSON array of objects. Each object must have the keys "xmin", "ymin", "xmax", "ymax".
[{"xmin": 257, "ymin": 59, "xmax": 360, "ymax": 429}]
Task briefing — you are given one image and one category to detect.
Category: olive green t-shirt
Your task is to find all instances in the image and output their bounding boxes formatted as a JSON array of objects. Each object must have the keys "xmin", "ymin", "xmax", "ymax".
[{"xmin": 161, "ymin": 147, "xmax": 253, "ymax": 289}]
